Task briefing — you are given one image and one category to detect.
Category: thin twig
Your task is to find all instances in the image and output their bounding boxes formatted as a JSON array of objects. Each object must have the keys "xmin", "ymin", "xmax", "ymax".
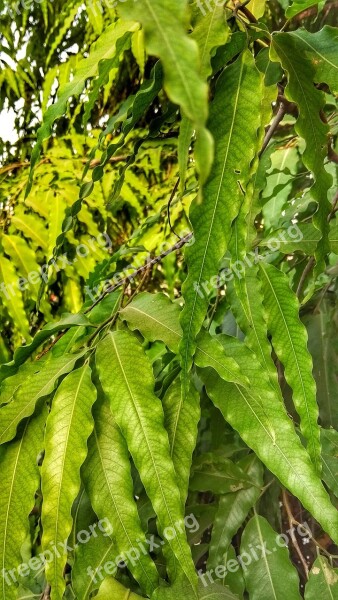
[
  {"xmin": 40, "ymin": 585, "xmax": 51, "ymax": 600},
  {"xmin": 167, "ymin": 177, "xmax": 181, "ymax": 239},
  {"xmin": 260, "ymin": 103, "xmax": 286, "ymax": 156},
  {"xmin": 84, "ymin": 232, "xmax": 193, "ymax": 313},
  {"xmin": 282, "ymin": 489, "xmax": 309, "ymax": 579}
]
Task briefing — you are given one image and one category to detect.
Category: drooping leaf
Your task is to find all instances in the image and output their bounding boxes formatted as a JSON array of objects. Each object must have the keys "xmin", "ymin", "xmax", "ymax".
[
  {"xmin": 41, "ymin": 365, "xmax": 97, "ymax": 600},
  {"xmin": 180, "ymin": 51, "xmax": 264, "ymax": 390},
  {"xmin": 240, "ymin": 515, "xmax": 301, "ymax": 600},
  {"xmin": 0, "ymin": 406, "xmax": 46, "ymax": 600},
  {"xmin": 259, "ymin": 262, "xmax": 320, "ymax": 472},
  {"xmin": 201, "ymin": 341, "xmax": 338, "ymax": 545},
  {"xmin": 162, "ymin": 376, "xmax": 200, "ymax": 507},
  {"xmin": 303, "ymin": 297, "xmax": 338, "ymax": 430},
  {"xmin": 272, "ymin": 32, "xmax": 332, "ymax": 277},
  {"xmin": 95, "ymin": 330, "xmax": 197, "ymax": 590},
  {"xmin": 0, "ymin": 351, "xmax": 86, "ymax": 444},
  {"xmin": 118, "ymin": 0, "xmax": 212, "ymax": 183},
  {"xmin": 82, "ymin": 395, "xmax": 159, "ymax": 597}
]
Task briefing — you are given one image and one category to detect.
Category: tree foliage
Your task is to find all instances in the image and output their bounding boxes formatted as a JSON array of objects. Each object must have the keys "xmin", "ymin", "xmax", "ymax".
[{"xmin": 0, "ymin": 0, "xmax": 337, "ymax": 598}]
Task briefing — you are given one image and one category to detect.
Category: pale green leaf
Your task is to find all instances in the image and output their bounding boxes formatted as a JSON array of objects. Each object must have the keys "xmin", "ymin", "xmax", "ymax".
[
  {"xmin": 0, "ymin": 352, "xmax": 86, "ymax": 445},
  {"xmin": 41, "ymin": 365, "xmax": 97, "ymax": 600},
  {"xmin": 82, "ymin": 395, "xmax": 159, "ymax": 597},
  {"xmin": 0, "ymin": 406, "xmax": 46, "ymax": 600},
  {"xmin": 95, "ymin": 330, "xmax": 197, "ymax": 590}
]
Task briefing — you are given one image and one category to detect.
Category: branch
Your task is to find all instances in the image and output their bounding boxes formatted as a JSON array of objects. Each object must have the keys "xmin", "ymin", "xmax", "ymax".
[
  {"xmin": 85, "ymin": 232, "xmax": 193, "ymax": 313},
  {"xmin": 0, "ymin": 155, "xmax": 128, "ymax": 176},
  {"xmin": 259, "ymin": 103, "xmax": 286, "ymax": 157}
]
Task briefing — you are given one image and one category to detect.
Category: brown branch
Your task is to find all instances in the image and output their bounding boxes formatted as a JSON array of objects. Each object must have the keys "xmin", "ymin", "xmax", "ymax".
[
  {"xmin": 0, "ymin": 155, "xmax": 128, "ymax": 176},
  {"xmin": 282, "ymin": 489, "xmax": 309, "ymax": 579},
  {"xmin": 85, "ymin": 232, "xmax": 193, "ymax": 313},
  {"xmin": 260, "ymin": 103, "xmax": 287, "ymax": 157}
]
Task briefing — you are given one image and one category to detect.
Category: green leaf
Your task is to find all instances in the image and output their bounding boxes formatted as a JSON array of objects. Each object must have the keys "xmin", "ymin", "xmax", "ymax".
[
  {"xmin": 121, "ymin": 293, "xmax": 245, "ymax": 386},
  {"xmin": 118, "ymin": 0, "xmax": 211, "ymax": 182},
  {"xmin": 72, "ymin": 529, "xmax": 116, "ymax": 600},
  {"xmin": 201, "ymin": 340, "xmax": 338, "ymax": 545},
  {"xmin": 208, "ymin": 455, "xmax": 263, "ymax": 570},
  {"xmin": 303, "ymin": 297, "xmax": 338, "ymax": 430},
  {"xmin": 0, "ymin": 406, "xmax": 46, "ymax": 600},
  {"xmin": 240, "ymin": 515, "xmax": 301, "ymax": 600},
  {"xmin": 95, "ymin": 330, "xmax": 197, "ymax": 591},
  {"xmin": 180, "ymin": 51, "xmax": 264, "ymax": 387},
  {"xmin": 28, "ymin": 20, "xmax": 137, "ymax": 192},
  {"xmin": 289, "ymin": 26, "xmax": 338, "ymax": 94},
  {"xmin": 0, "ymin": 352, "xmax": 86, "ymax": 444},
  {"xmin": 12, "ymin": 312, "xmax": 92, "ymax": 367},
  {"xmin": 0, "ymin": 256, "xmax": 31, "ymax": 340},
  {"xmin": 259, "ymin": 262, "xmax": 320, "ymax": 472},
  {"xmin": 189, "ymin": 452, "xmax": 257, "ymax": 494},
  {"xmin": 41, "ymin": 365, "xmax": 97, "ymax": 600},
  {"xmin": 305, "ymin": 555, "xmax": 338, "ymax": 599},
  {"xmin": 285, "ymin": 0, "xmax": 324, "ymax": 19},
  {"xmin": 96, "ymin": 577, "xmax": 146, "ymax": 599},
  {"xmin": 82, "ymin": 395, "xmax": 159, "ymax": 597},
  {"xmin": 272, "ymin": 32, "xmax": 332, "ymax": 277},
  {"xmin": 162, "ymin": 376, "xmax": 200, "ymax": 506},
  {"xmin": 321, "ymin": 428, "xmax": 338, "ymax": 498}
]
